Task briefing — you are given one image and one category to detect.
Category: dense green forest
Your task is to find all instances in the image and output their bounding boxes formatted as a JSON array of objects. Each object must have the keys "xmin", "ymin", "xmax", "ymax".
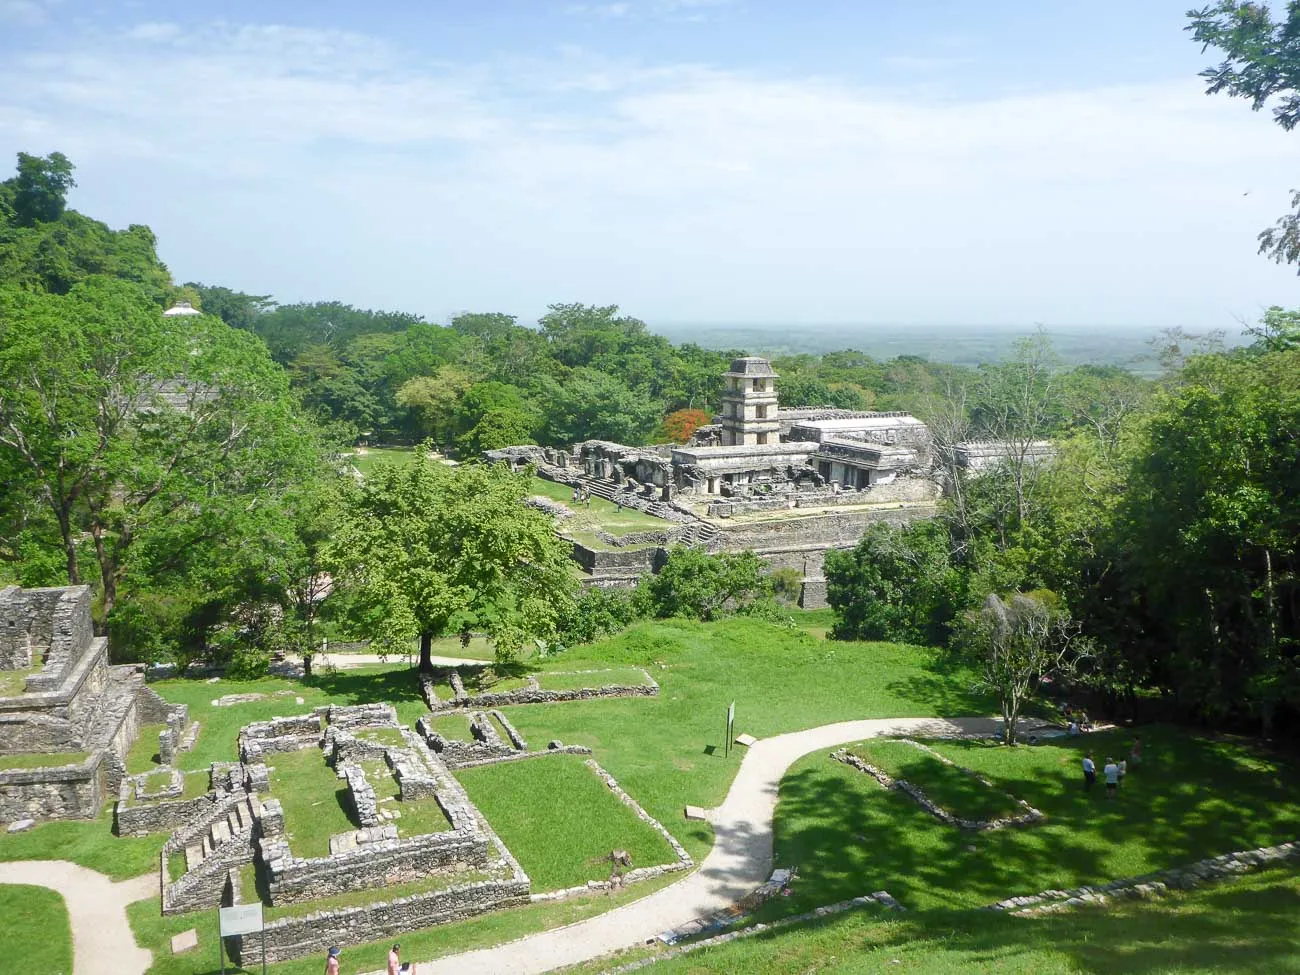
[{"xmin": 0, "ymin": 123, "xmax": 1297, "ymax": 737}]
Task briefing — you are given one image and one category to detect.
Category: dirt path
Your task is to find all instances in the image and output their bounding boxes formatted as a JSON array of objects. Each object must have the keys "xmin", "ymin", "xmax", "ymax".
[
  {"xmin": 397, "ymin": 715, "xmax": 1004, "ymax": 975},
  {"xmin": 0, "ymin": 860, "xmax": 155, "ymax": 975}
]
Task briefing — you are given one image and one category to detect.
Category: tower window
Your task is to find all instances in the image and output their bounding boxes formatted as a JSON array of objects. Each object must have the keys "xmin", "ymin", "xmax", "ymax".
[{"xmin": 757, "ymin": 432, "xmax": 768, "ymax": 445}]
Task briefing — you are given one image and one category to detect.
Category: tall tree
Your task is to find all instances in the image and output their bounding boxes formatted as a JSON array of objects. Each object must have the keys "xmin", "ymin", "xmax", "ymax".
[
  {"xmin": 330, "ymin": 453, "xmax": 576, "ymax": 669},
  {"xmin": 1188, "ymin": 2, "xmax": 1300, "ymax": 271},
  {"xmin": 9, "ymin": 151, "xmax": 76, "ymax": 226}
]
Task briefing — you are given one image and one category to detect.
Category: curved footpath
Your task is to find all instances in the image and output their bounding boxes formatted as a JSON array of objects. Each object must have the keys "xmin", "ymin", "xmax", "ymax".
[
  {"xmin": 0, "ymin": 860, "xmax": 156, "ymax": 975},
  {"xmin": 403, "ymin": 715, "xmax": 1004, "ymax": 975}
]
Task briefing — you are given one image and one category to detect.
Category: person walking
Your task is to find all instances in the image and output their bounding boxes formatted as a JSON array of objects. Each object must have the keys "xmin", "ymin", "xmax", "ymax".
[
  {"xmin": 1082, "ymin": 753, "xmax": 1096, "ymax": 792},
  {"xmin": 1103, "ymin": 757, "xmax": 1120, "ymax": 798},
  {"xmin": 1130, "ymin": 735, "xmax": 1143, "ymax": 767},
  {"xmin": 325, "ymin": 946, "xmax": 341, "ymax": 975}
]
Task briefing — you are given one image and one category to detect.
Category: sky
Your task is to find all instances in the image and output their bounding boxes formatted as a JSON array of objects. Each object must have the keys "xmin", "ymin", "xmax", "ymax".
[{"xmin": 1, "ymin": 0, "xmax": 1297, "ymax": 330}]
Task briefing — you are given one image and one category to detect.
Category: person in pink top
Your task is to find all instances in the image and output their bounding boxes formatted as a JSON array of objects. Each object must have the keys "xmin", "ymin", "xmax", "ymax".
[
  {"xmin": 388, "ymin": 943, "xmax": 401, "ymax": 975},
  {"xmin": 324, "ymin": 946, "xmax": 340, "ymax": 975}
]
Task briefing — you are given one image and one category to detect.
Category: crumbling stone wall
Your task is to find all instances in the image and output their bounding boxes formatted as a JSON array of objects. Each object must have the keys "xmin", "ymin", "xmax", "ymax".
[
  {"xmin": 0, "ymin": 755, "xmax": 103, "ymax": 822},
  {"xmin": 261, "ymin": 828, "xmax": 493, "ymax": 904},
  {"xmin": 426, "ymin": 670, "xmax": 659, "ymax": 713},
  {"xmin": 117, "ymin": 788, "xmax": 216, "ymax": 836}
]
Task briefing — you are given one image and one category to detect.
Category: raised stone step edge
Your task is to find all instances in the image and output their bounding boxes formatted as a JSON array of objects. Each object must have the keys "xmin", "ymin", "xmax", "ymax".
[
  {"xmin": 831, "ymin": 747, "xmax": 1045, "ymax": 831},
  {"xmin": 597, "ymin": 890, "xmax": 904, "ymax": 974},
  {"xmin": 984, "ymin": 840, "xmax": 1300, "ymax": 915}
]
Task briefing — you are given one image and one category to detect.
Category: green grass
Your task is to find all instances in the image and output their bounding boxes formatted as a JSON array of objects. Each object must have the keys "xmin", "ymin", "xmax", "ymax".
[
  {"xmin": 354, "ymin": 726, "xmax": 407, "ymax": 748},
  {"xmin": 0, "ymin": 802, "xmax": 165, "ymax": 879},
  {"xmin": 267, "ymin": 747, "xmax": 355, "ymax": 858},
  {"xmin": 0, "ymin": 751, "xmax": 89, "ymax": 770},
  {"xmin": 125, "ymin": 723, "xmax": 167, "ymax": 774},
  {"xmin": 622, "ymin": 864, "xmax": 1300, "ymax": 974},
  {"xmin": 428, "ymin": 714, "xmax": 474, "ymax": 741},
  {"xmin": 347, "ymin": 445, "xmax": 419, "ymax": 475},
  {"xmin": 456, "ymin": 755, "xmax": 680, "ymax": 891},
  {"xmin": 765, "ymin": 726, "xmax": 1300, "ymax": 920},
  {"xmin": 357, "ymin": 759, "xmax": 451, "ymax": 836},
  {"xmin": 536, "ymin": 668, "xmax": 653, "ymax": 691},
  {"xmin": 0, "ymin": 883, "xmax": 73, "ymax": 974},
  {"xmin": 531, "ymin": 476, "xmax": 669, "ymax": 536},
  {"xmin": 494, "ymin": 617, "xmax": 993, "ymax": 867},
  {"xmin": 0, "ymin": 662, "xmax": 40, "ymax": 698},
  {"xmin": 847, "ymin": 739, "xmax": 1024, "ymax": 822}
]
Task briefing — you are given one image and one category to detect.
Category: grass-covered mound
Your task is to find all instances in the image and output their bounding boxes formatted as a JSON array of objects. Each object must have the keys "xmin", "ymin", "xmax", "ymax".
[{"xmin": 0, "ymin": 883, "xmax": 73, "ymax": 975}]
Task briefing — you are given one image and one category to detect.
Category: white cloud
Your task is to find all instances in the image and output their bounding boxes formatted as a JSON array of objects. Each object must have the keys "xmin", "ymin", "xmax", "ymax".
[
  {"xmin": 0, "ymin": 18, "xmax": 1294, "ymax": 328},
  {"xmin": 563, "ymin": 0, "xmax": 737, "ymax": 21}
]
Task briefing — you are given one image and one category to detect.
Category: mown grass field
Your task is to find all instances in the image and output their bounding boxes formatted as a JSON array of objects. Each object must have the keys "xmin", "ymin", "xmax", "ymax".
[
  {"xmin": 578, "ymin": 864, "xmax": 1300, "ymax": 974},
  {"xmin": 0, "ymin": 883, "xmax": 73, "ymax": 974},
  {"xmin": 765, "ymin": 727, "xmax": 1300, "ymax": 918},
  {"xmin": 457, "ymin": 755, "xmax": 679, "ymax": 890},
  {"xmin": 847, "ymin": 738, "xmax": 1025, "ymax": 822}
]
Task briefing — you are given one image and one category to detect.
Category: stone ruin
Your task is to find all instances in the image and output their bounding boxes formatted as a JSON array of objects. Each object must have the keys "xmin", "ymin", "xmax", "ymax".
[
  {"xmin": 0, "ymin": 585, "xmax": 187, "ymax": 825},
  {"xmin": 486, "ymin": 355, "xmax": 1055, "ymax": 608}
]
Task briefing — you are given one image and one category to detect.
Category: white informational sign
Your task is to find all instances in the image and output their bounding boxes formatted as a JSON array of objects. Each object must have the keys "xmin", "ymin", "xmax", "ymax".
[
  {"xmin": 728, "ymin": 701, "xmax": 735, "ymax": 727},
  {"xmin": 219, "ymin": 903, "xmax": 264, "ymax": 937}
]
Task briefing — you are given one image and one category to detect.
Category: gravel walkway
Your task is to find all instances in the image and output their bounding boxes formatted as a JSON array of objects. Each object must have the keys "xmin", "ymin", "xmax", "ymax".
[
  {"xmin": 394, "ymin": 715, "xmax": 1003, "ymax": 975},
  {"xmin": 0, "ymin": 860, "xmax": 156, "ymax": 975}
]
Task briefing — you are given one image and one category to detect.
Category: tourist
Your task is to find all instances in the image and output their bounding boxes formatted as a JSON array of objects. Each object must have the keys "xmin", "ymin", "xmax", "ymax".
[
  {"xmin": 325, "ymin": 946, "xmax": 340, "ymax": 975},
  {"xmin": 388, "ymin": 942, "xmax": 403, "ymax": 975},
  {"xmin": 1130, "ymin": 734, "xmax": 1143, "ymax": 767},
  {"xmin": 1103, "ymin": 757, "xmax": 1120, "ymax": 798},
  {"xmin": 1082, "ymin": 753, "xmax": 1096, "ymax": 792},
  {"xmin": 1068, "ymin": 718, "xmax": 1080, "ymax": 737},
  {"xmin": 1118, "ymin": 758, "xmax": 1127, "ymax": 784}
]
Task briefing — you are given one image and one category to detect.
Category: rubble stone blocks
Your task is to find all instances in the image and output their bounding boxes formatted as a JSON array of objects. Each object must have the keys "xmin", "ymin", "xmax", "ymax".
[
  {"xmin": 426, "ymin": 667, "xmax": 660, "ymax": 713},
  {"xmin": 684, "ymin": 805, "xmax": 708, "ymax": 821},
  {"xmin": 170, "ymin": 929, "xmax": 199, "ymax": 954},
  {"xmin": 339, "ymin": 761, "xmax": 381, "ymax": 827}
]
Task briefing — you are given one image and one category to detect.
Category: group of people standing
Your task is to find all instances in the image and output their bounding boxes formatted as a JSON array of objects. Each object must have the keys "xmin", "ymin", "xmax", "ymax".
[
  {"xmin": 325, "ymin": 942, "xmax": 409, "ymax": 974},
  {"xmin": 1081, "ymin": 736, "xmax": 1142, "ymax": 798},
  {"xmin": 570, "ymin": 486, "xmax": 593, "ymax": 508}
]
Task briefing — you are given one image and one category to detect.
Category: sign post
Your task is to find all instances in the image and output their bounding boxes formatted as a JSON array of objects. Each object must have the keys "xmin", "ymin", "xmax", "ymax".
[
  {"xmin": 726, "ymin": 701, "xmax": 735, "ymax": 757},
  {"xmin": 219, "ymin": 903, "xmax": 267, "ymax": 975}
]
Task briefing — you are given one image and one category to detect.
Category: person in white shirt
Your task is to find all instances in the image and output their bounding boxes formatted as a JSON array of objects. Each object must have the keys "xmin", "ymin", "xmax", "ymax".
[
  {"xmin": 1082, "ymin": 753, "xmax": 1096, "ymax": 792},
  {"xmin": 1103, "ymin": 757, "xmax": 1120, "ymax": 797}
]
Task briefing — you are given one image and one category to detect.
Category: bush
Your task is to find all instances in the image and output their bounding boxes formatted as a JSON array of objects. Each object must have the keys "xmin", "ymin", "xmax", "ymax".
[
  {"xmin": 636, "ymin": 547, "xmax": 770, "ymax": 621},
  {"xmin": 555, "ymin": 587, "xmax": 640, "ymax": 646}
]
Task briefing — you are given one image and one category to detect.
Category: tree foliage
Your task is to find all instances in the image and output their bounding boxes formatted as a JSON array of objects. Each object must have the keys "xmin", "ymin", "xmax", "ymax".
[
  {"xmin": 329, "ymin": 454, "xmax": 577, "ymax": 667},
  {"xmin": 636, "ymin": 548, "xmax": 770, "ymax": 621}
]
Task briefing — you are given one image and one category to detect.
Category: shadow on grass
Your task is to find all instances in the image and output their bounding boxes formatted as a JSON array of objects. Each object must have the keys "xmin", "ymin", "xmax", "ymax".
[
  {"xmin": 764, "ymin": 725, "xmax": 1300, "ymax": 919},
  {"xmin": 304, "ymin": 666, "xmax": 426, "ymax": 708}
]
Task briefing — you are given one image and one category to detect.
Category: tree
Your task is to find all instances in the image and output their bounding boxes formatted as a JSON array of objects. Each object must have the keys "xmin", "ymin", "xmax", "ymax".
[
  {"xmin": 656, "ymin": 408, "xmax": 712, "ymax": 444},
  {"xmin": 395, "ymin": 366, "xmax": 475, "ymax": 446},
  {"xmin": 825, "ymin": 521, "xmax": 962, "ymax": 645},
  {"xmin": 329, "ymin": 453, "xmax": 576, "ymax": 669},
  {"xmin": 1188, "ymin": 3, "xmax": 1300, "ymax": 271},
  {"xmin": 9, "ymin": 151, "xmax": 76, "ymax": 226},
  {"xmin": 958, "ymin": 591, "xmax": 1089, "ymax": 744},
  {"xmin": 636, "ymin": 548, "xmax": 769, "ymax": 621},
  {"xmin": 538, "ymin": 368, "xmax": 663, "ymax": 446},
  {"xmin": 0, "ymin": 278, "xmax": 319, "ymax": 621},
  {"xmin": 457, "ymin": 408, "xmax": 538, "ymax": 456}
]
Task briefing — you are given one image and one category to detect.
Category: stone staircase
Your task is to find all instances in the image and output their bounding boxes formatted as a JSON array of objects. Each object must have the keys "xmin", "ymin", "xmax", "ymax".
[{"xmin": 184, "ymin": 793, "xmax": 261, "ymax": 870}]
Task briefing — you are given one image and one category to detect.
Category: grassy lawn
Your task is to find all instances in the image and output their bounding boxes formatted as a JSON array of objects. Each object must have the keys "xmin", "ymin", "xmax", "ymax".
[
  {"xmin": 536, "ymin": 668, "xmax": 653, "ymax": 691},
  {"xmin": 356, "ymin": 759, "xmax": 451, "ymax": 836},
  {"xmin": 267, "ymin": 747, "xmax": 355, "ymax": 858},
  {"xmin": 494, "ymin": 617, "xmax": 993, "ymax": 866},
  {"xmin": 427, "ymin": 713, "xmax": 474, "ymax": 741},
  {"xmin": 847, "ymin": 738, "xmax": 1025, "ymax": 822},
  {"xmin": 0, "ymin": 801, "xmax": 165, "ymax": 879},
  {"xmin": 765, "ymin": 726, "xmax": 1300, "ymax": 919},
  {"xmin": 347, "ymin": 445, "xmax": 419, "ymax": 475},
  {"xmin": 0, "ymin": 662, "xmax": 41, "ymax": 698},
  {"xmin": 0, "ymin": 751, "xmax": 89, "ymax": 770},
  {"xmin": 0, "ymin": 883, "xmax": 73, "ymax": 974},
  {"xmin": 531, "ymin": 476, "xmax": 668, "ymax": 536},
  {"xmin": 621, "ymin": 864, "xmax": 1300, "ymax": 974},
  {"xmin": 125, "ymin": 723, "xmax": 166, "ymax": 774},
  {"xmin": 458, "ymin": 755, "xmax": 678, "ymax": 890}
]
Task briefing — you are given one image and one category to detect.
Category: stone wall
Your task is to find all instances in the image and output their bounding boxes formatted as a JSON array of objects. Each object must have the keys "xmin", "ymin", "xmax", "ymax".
[
  {"xmin": 117, "ymin": 789, "xmax": 217, "ymax": 836},
  {"xmin": 234, "ymin": 875, "xmax": 531, "ymax": 965},
  {"xmin": 0, "ymin": 754, "xmax": 102, "ymax": 822},
  {"xmin": 262, "ymin": 827, "xmax": 492, "ymax": 904},
  {"xmin": 426, "ymin": 671, "xmax": 659, "ymax": 713}
]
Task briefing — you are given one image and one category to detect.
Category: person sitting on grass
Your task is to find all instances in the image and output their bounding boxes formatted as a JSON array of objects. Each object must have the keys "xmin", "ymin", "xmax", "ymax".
[{"xmin": 1103, "ymin": 757, "xmax": 1120, "ymax": 798}]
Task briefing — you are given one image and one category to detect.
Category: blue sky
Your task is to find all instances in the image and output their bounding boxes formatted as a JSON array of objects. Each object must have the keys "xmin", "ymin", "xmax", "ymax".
[{"xmin": 2, "ymin": 0, "xmax": 1296, "ymax": 329}]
